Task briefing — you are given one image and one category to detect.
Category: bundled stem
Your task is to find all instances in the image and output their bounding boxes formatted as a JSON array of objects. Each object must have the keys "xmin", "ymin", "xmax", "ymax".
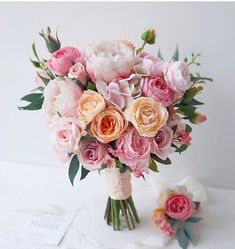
[{"xmin": 104, "ymin": 196, "xmax": 140, "ymax": 230}]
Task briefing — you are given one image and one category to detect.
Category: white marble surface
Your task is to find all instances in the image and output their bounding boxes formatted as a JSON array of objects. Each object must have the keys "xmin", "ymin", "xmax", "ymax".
[{"xmin": 0, "ymin": 160, "xmax": 235, "ymax": 249}]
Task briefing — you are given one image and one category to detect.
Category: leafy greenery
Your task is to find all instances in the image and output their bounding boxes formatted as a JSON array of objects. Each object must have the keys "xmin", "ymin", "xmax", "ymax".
[
  {"xmin": 186, "ymin": 216, "xmax": 203, "ymax": 223},
  {"xmin": 86, "ymin": 82, "xmax": 97, "ymax": 91},
  {"xmin": 18, "ymin": 93, "xmax": 44, "ymax": 111},
  {"xmin": 151, "ymin": 154, "xmax": 172, "ymax": 165},
  {"xmin": 157, "ymin": 49, "xmax": 164, "ymax": 60},
  {"xmin": 149, "ymin": 159, "xmax": 159, "ymax": 172},
  {"xmin": 172, "ymin": 45, "xmax": 179, "ymax": 61},
  {"xmin": 176, "ymin": 144, "xmax": 188, "ymax": 154},
  {"xmin": 68, "ymin": 155, "xmax": 80, "ymax": 185},
  {"xmin": 80, "ymin": 166, "xmax": 90, "ymax": 180},
  {"xmin": 177, "ymin": 227, "xmax": 189, "ymax": 249}
]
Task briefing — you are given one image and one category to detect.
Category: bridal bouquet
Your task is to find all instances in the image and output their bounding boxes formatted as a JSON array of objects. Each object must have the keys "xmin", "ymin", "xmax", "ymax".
[{"xmin": 19, "ymin": 27, "xmax": 211, "ymax": 231}]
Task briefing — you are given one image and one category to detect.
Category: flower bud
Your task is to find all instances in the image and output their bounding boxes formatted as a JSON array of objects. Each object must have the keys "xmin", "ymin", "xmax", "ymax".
[
  {"xmin": 191, "ymin": 113, "xmax": 207, "ymax": 124},
  {"xmin": 141, "ymin": 28, "xmax": 156, "ymax": 45},
  {"xmin": 39, "ymin": 27, "xmax": 61, "ymax": 53}
]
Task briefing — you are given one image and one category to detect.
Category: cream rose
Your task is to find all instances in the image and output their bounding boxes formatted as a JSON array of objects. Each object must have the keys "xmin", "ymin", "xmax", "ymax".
[
  {"xmin": 77, "ymin": 90, "xmax": 106, "ymax": 128},
  {"xmin": 127, "ymin": 97, "xmax": 169, "ymax": 137},
  {"xmin": 89, "ymin": 106, "xmax": 128, "ymax": 143}
]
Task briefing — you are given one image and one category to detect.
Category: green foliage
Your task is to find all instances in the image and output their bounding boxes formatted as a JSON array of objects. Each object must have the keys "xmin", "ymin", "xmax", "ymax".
[
  {"xmin": 172, "ymin": 45, "xmax": 179, "ymax": 61},
  {"xmin": 149, "ymin": 159, "xmax": 159, "ymax": 172},
  {"xmin": 157, "ymin": 49, "xmax": 164, "ymax": 60},
  {"xmin": 68, "ymin": 155, "xmax": 80, "ymax": 186},
  {"xmin": 37, "ymin": 72, "xmax": 50, "ymax": 85},
  {"xmin": 80, "ymin": 166, "xmax": 90, "ymax": 180},
  {"xmin": 18, "ymin": 93, "xmax": 44, "ymax": 111},
  {"xmin": 186, "ymin": 216, "xmax": 203, "ymax": 223},
  {"xmin": 86, "ymin": 82, "xmax": 97, "ymax": 91},
  {"xmin": 176, "ymin": 144, "xmax": 188, "ymax": 154},
  {"xmin": 151, "ymin": 154, "xmax": 172, "ymax": 165}
]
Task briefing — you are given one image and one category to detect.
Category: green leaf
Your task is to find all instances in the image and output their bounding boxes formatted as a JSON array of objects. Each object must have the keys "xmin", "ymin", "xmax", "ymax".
[
  {"xmin": 171, "ymin": 125, "xmax": 177, "ymax": 134},
  {"xmin": 177, "ymin": 105, "xmax": 196, "ymax": 118},
  {"xmin": 21, "ymin": 93, "xmax": 43, "ymax": 102},
  {"xmin": 151, "ymin": 154, "xmax": 172, "ymax": 165},
  {"xmin": 31, "ymin": 86, "xmax": 44, "ymax": 92},
  {"xmin": 30, "ymin": 58, "xmax": 40, "ymax": 68},
  {"xmin": 18, "ymin": 95, "xmax": 44, "ymax": 111},
  {"xmin": 68, "ymin": 155, "xmax": 80, "ymax": 186},
  {"xmin": 172, "ymin": 45, "xmax": 179, "ymax": 61},
  {"xmin": 183, "ymin": 223, "xmax": 194, "ymax": 244},
  {"xmin": 32, "ymin": 42, "xmax": 40, "ymax": 61},
  {"xmin": 186, "ymin": 216, "xmax": 203, "ymax": 223},
  {"xmin": 37, "ymin": 72, "xmax": 50, "ymax": 85},
  {"xmin": 177, "ymin": 227, "xmax": 189, "ymax": 249},
  {"xmin": 141, "ymin": 174, "xmax": 145, "ymax": 180},
  {"xmin": 185, "ymin": 124, "xmax": 192, "ymax": 133},
  {"xmin": 157, "ymin": 49, "xmax": 164, "ymax": 60},
  {"xmin": 149, "ymin": 159, "xmax": 159, "ymax": 172},
  {"xmin": 191, "ymin": 99, "xmax": 204, "ymax": 105},
  {"xmin": 183, "ymin": 86, "xmax": 203, "ymax": 101},
  {"xmin": 80, "ymin": 166, "xmax": 90, "ymax": 180},
  {"xmin": 86, "ymin": 82, "xmax": 97, "ymax": 91},
  {"xmin": 176, "ymin": 144, "xmax": 188, "ymax": 153}
]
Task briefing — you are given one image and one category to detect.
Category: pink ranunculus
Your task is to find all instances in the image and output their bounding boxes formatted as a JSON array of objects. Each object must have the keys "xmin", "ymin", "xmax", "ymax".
[
  {"xmin": 163, "ymin": 61, "xmax": 191, "ymax": 94},
  {"xmin": 49, "ymin": 117, "xmax": 86, "ymax": 163},
  {"xmin": 109, "ymin": 126, "xmax": 151, "ymax": 172},
  {"xmin": 150, "ymin": 125, "xmax": 174, "ymax": 160},
  {"xmin": 47, "ymin": 47, "xmax": 83, "ymax": 76},
  {"xmin": 42, "ymin": 77, "xmax": 83, "ymax": 122},
  {"xmin": 139, "ymin": 52, "xmax": 163, "ymax": 77},
  {"xmin": 96, "ymin": 80, "xmax": 133, "ymax": 109},
  {"xmin": 68, "ymin": 63, "xmax": 87, "ymax": 86},
  {"xmin": 78, "ymin": 139, "xmax": 114, "ymax": 171},
  {"xmin": 35, "ymin": 71, "xmax": 51, "ymax": 87},
  {"xmin": 142, "ymin": 77, "xmax": 178, "ymax": 107},
  {"xmin": 85, "ymin": 40, "xmax": 136, "ymax": 83},
  {"xmin": 165, "ymin": 194, "xmax": 193, "ymax": 221}
]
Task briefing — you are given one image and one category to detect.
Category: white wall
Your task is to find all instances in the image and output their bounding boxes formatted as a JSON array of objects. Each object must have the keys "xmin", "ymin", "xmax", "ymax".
[{"xmin": 0, "ymin": 2, "xmax": 234, "ymax": 188}]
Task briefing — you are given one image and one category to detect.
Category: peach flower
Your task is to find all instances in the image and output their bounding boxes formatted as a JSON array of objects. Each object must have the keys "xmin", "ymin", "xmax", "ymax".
[
  {"xmin": 77, "ymin": 90, "xmax": 106, "ymax": 128},
  {"xmin": 89, "ymin": 106, "xmax": 128, "ymax": 143},
  {"xmin": 127, "ymin": 97, "xmax": 169, "ymax": 137}
]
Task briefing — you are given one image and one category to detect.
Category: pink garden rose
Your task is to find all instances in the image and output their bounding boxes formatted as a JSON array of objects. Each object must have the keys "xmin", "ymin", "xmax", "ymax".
[
  {"xmin": 165, "ymin": 194, "xmax": 193, "ymax": 221},
  {"xmin": 140, "ymin": 52, "xmax": 163, "ymax": 77},
  {"xmin": 78, "ymin": 140, "xmax": 114, "ymax": 171},
  {"xmin": 142, "ymin": 77, "xmax": 177, "ymax": 107},
  {"xmin": 96, "ymin": 80, "xmax": 133, "ymax": 109},
  {"xmin": 109, "ymin": 126, "xmax": 151, "ymax": 171},
  {"xmin": 42, "ymin": 77, "xmax": 83, "ymax": 122},
  {"xmin": 163, "ymin": 61, "xmax": 191, "ymax": 94},
  {"xmin": 85, "ymin": 40, "xmax": 136, "ymax": 83},
  {"xmin": 68, "ymin": 62, "xmax": 87, "ymax": 86},
  {"xmin": 47, "ymin": 47, "xmax": 83, "ymax": 75},
  {"xmin": 49, "ymin": 117, "xmax": 86, "ymax": 163},
  {"xmin": 150, "ymin": 125, "xmax": 173, "ymax": 160}
]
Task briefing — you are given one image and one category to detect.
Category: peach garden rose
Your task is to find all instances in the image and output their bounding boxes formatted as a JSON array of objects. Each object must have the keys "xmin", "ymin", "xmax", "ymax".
[
  {"xmin": 127, "ymin": 97, "xmax": 169, "ymax": 137},
  {"xmin": 89, "ymin": 106, "xmax": 128, "ymax": 143}
]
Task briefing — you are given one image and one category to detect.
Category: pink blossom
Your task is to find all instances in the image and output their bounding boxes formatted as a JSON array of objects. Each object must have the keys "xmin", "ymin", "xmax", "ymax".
[
  {"xmin": 47, "ymin": 47, "xmax": 83, "ymax": 75},
  {"xmin": 96, "ymin": 80, "xmax": 133, "ymax": 109},
  {"xmin": 150, "ymin": 125, "xmax": 173, "ymax": 160},
  {"xmin": 159, "ymin": 219, "xmax": 175, "ymax": 236},
  {"xmin": 49, "ymin": 117, "xmax": 85, "ymax": 163},
  {"xmin": 109, "ymin": 126, "xmax": 151, "ymax": 171},
  {"xmin": 78, "ymin": 139, "xmax": 114, "ymax": 171},
  {"xmin": 68, "ymin": 63, "xmax": 87, "ymax": 86},
  {"xmin": 163, "ymin": 61, "xmax": 191, "ymax": 94},
  {"xmin": 139, "ymin": 52, "xmax": 163, "ymax": 77},
  {"xmin": 165, "ymin": 194, "xmax": 193, "ymax": 221},
  {"xmin": 142, "ymin": 77, "xmax": 177, "ymax": 106},
  {"xmin": 193, "ymin": 113, "xmax": 207, "ymax": 124},
  {"xmin": 42, "ymin": 77, "xmax": 83, "ymax": 123}
]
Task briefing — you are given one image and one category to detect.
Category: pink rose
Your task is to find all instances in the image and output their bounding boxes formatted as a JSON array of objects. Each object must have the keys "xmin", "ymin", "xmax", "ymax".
[
  {"xmin": 68, "ymin": 63, "xmax": 87, "ymax": 86},
  {"xmin": 35, "ymin": 71, "xmax": 51, "ymax": 87},
  {"xmin": 164, "ymin": 61, "xmax": 191, "ymax": 94},
  {"xmin": 85, "ymin": 40, "xmax": 136, "ymax": 83},
  {"xmin": 165, "ymin": 194, "xmax": 193, "ymax": 221},
  {"xmin": 42, "ymin": 77, "xmax": 83, "ymax": 122},
  {"xmin": 142, "ymin": 77, "xmax": 177, "ymax": 107},
  {"xmin": 109, "ymin": 126, "xmax": 151, "ymax": 171},
  {"xmin": 140, "ymin": 52, "xmax": 163, "ymax": 77},
  {"xmin": 47, "ymin": 47, "xmax": 83, "ymax": 75},
  {"xmin": 150, "ymin": 125, "xmax": 173, "ymax": 160},
  {"xmin": 96, "ymin": 80, "xmax": 133, "ymax": 109},
  {"xmin": 78, "ymin": 139, "xmax": 114, "ymax": 171},
  {"xmin": 49, "ymin": 117, "xmax": 86, "ymax": 163}
]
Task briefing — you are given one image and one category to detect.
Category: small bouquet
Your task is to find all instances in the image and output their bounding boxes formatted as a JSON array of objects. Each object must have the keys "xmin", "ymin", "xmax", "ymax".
[
  {"xmin": 152, "ymin": 186, "xmax": 202, "ymax": 249},
  {"xmin": 19, "ymin": 27, "xmax": 211, "ymax": 231}
]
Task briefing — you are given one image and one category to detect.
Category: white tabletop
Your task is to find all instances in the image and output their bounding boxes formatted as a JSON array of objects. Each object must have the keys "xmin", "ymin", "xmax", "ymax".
[{"xmin": 0, "ymin": 160, "xmax": 235, "ymax": 249}]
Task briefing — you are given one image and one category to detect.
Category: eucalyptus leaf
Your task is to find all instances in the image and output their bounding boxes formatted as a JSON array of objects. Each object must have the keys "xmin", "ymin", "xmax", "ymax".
[
  {"xmin": 80, "ymin": 166, "xmax": 90, "ymax": 180},
  {"xmin": 68, "ymin": 155, "xmax": 80, "ymax": 186},
  {"xmin": 186, "ymin": 216, "xmax": 203, "ymax": 223},
  {"xmin": 172, "ymin": 45, "xmax": 179, "ymax": 61},
  {"xmin": 183, "ymin": 223, "xmax": 194, "ymax": 244},
  {"xmin": 176, "ymin": 227, "xmax": 189, "ymax": 249}
]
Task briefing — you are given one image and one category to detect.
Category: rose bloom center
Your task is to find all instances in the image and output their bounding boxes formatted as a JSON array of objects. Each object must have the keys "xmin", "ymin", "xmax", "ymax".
[
  {"xmin": 139, "ymin": 107, "xmax": 156, "ymax": 124},
  {"xmin": 100, "ymin": 115, "xmax": 116, "ymax": 135}
]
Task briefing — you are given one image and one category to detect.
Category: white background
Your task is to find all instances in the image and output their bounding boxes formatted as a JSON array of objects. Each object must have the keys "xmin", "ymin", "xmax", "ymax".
[{"xmin": 0, "ymin": 2, "xmax": 234, "ymax": 188}]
